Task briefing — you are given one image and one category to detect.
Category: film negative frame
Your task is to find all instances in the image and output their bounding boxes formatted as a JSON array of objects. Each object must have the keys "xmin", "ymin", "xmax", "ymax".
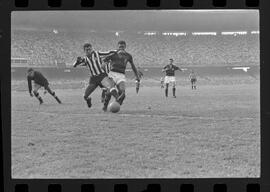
[{"xmin": 1, "ymin": 0, "xmax": 269, "ymax": 191}]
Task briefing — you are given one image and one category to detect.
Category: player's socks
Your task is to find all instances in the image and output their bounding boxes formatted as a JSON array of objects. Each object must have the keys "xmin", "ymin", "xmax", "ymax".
[
  {"xmin": 165, "ymin": 88, "xmax": 168, "ymax": 97},
  {"xmin": 109, "ymin": 88, "xmax": 119, "ymax": 100},
  {"xmin": 84, "ymin": 97, "xmax": 92, "ymax": 108},
  {"xmin": 117, "ymin": 92, "xmax": 125, "ymax": 105},
  {"xmin": 136, "ymin": 87, "xmax": 139, "ymax": 94},
  {"xmin": 173, "ymin": 87, "xmax": 176, "ymax": 97},
  {"xmin": 39, "ymin": 97, "xmax": 43, "ymax": 104},
  {"xmin": 34, "ymin": 92, "xmax": 43, "ymax": 104},
  {"xmin": 55, "ymin": 96, "xmax": 62, "ymax": 104},
  {"xmin": 103, "ymin": 93, "xmax": 112, "ymax": 111},
  {"xmin": 51, "ymin": 92, "xmax": 61, "ymax": 104}
]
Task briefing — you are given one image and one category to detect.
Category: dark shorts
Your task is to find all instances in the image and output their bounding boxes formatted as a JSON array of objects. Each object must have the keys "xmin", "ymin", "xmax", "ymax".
[
  {"xmin": 191, "ymin": 78, "xmax": 197, "ymax": 83},
  {"xmin": 89, "ymin": 73, "xmax": 107, "ymax": 87}
]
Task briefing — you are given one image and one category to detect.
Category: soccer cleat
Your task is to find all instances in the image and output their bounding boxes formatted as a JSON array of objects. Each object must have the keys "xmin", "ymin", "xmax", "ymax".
[
  {"xmin": 39, "ymin": 98, "xmax": 43, "ymax": 105},
  {"xmin": 102, "ymin": 104, "xmax": 108, "ymax": 112},
  {"xmin": 173, "ymin": 96, "xmax": 176, "ymax": 98},
  {"xmin": 86, "ymin": 98, "xmax": 92, "ymax": 108}
]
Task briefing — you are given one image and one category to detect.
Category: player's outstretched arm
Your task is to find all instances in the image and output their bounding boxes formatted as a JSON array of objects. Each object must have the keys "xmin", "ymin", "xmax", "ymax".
[
  {"xmin": 176, "ymin": 66, "xmax": 182, "ymax": 71},
  {"xmin": 129, "ymin": 56, "xmax": 140, "ymax": 81},
  {"xmin": 98, "ymin": 50, "xmax": 116, "ymax": 57}
]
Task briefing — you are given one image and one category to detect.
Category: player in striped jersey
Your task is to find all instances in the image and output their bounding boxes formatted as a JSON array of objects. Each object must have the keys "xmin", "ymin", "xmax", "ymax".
[{"xmin": 73, "ymin": 43, "xmax": 119, "ymax": 110}]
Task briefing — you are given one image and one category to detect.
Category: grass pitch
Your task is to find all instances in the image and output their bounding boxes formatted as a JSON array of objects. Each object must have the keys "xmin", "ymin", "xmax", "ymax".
[{"xmin": 11, "ymin": 78, "xmax": 260, "ymax": 178}]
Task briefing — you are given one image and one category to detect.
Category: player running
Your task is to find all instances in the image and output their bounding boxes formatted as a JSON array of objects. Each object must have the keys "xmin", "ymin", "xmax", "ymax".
[
  {"xmin": 135, "ymin": 67, "xmax": 143, "ymax": 94},
  {"xmin": 162, "ymin": 58, "xmax": 182, "ymax": 98},
  {"xmin": 102, "ymin": 40, "xmax": 140, "ymax": 109},
  {"xmin": 189, "ymin": 70, "xmax": 197, "ymax": 90},
  {"xmin": 27, "ymin": 68, "xmax": 62, "ymax": 104},
  {"xmin": 73, "ymin": 43, "xmax": 119, "ymax": 110}
]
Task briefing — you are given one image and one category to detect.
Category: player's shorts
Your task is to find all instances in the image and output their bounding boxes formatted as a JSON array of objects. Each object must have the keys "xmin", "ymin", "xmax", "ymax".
[
  {"xmin": 191, "ymin": 78, "xmax": 197, "ymax": 83},
  {"xmin": 164, "ymin": 76, "xmax": 176, "ymax": 84},
  {"xmin": 33, "ymin": 82, "xmax": 49, "ymax": 92},
  {"xmin": 108, "ymin": 71, "xmax": 126, "ymax": 84}
]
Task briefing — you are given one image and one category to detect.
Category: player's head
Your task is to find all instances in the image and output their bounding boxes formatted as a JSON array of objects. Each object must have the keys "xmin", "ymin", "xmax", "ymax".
[
  {"xmin": 169, "ymin": 58, "xmax": 174, "ymax": 64},
  {"xmin": 118, "ymin": 40, "xmax": 126, "ymax": 50},
  {"xmin": 83, "ymin": 43, "xmax": 93, "ymax": 56},
  {"xmin": 27, "ymin": 68, "xmax": 34, "ymax": 76}
]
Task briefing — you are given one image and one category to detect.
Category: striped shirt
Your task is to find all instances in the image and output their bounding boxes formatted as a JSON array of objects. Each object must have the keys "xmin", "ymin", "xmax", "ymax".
[
  {"xmin": 74, "ymin": 50, "xmax": 115, "ymax": 76},
  {"xmin": 103, "ymin": 62, "xmax": 111, "ymax": 74}
]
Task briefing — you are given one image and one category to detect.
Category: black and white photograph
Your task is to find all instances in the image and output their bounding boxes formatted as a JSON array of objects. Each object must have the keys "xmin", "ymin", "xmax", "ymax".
[{"xmin": 11, "ymin": 10, "xmax": 260, "ymax": 178}]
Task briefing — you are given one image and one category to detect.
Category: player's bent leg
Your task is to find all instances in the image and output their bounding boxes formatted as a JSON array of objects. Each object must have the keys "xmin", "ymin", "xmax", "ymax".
[
  {"xmin": 45, "ymin": 85, "xmax": 62, "ymax": 104},
  {"xmin": 117, "ymin": 81, "xmax": 126, "ymax": 105},
  {"xmin": 84, "ymin": 83, "xmax": 97, "ymax": 108},
  {"xmin": 101, "ymin": 76, "xmax": 119, "ymax": 100},
  {"xmin": 33, "ymin": 90, "xmax": 43, "ymax": 104},
  {"xmin": 102, "ymin": 90, "xmax": 112, "ymax": 112},
  {"xmin": 101, "ymin": 88, "xmax": 107, "ymax": 103}
]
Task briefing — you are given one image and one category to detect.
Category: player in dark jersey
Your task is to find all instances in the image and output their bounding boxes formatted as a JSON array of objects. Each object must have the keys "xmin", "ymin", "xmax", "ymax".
[
  {"xmin": 189, "ymin": 70, "xmax": 197, "ymax": 90},
  {"xmin": 135, "ymin": 67, "xmax": 143, "ymax": 94},
  {"xmin": 73, "ymin": 43, "xmax": 119, "ymax": 110},
  {"xmin": 102, "ymin": 40, "xmax": 140, "ymax": 109},
  {"xmin": 27, "ymin": 68, "xmax": 61, "ymax": 104},
  {"xmin": 162, "ymin": 58, "xmax": 182, "ymax": 98}
]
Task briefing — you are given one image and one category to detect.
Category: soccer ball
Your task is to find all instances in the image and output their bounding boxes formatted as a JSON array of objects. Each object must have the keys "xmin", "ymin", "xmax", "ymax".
[{"xmin": 108, "ymin": 101, "xmax": 120, "ymax": 113}]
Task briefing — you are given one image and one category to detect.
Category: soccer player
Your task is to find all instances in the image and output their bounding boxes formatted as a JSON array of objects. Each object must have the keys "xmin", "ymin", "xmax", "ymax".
[
  {"xmin": 160, "ymin": 77, "xmax": 164, "ymax": 88},
  {"xmin": 189, "ymin": 70, "xmax": 197, "ymax": 90},
  {"xmin": 135, "ymin": 67, "xmax": 143, "ymax": 94},
  {"xmin": 102, "ymin": 40, "xmax": 140, "ymax": 108},
  {"xmin": 27, "ymin": 68, "xmax": 61, "ymax": 104},
  {"xmin": 73, "ymin": 43, "xmax": 119, "ymax": 110},
  {"xmin": 162, "ymin": 58, "xmax": 182, "ymax": 98}
]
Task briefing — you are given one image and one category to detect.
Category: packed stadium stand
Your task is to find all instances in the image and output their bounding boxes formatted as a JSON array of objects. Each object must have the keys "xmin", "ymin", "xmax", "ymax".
[{"xmin": 11, "ymin": 29, "xmax": 259, "ymax": 67}]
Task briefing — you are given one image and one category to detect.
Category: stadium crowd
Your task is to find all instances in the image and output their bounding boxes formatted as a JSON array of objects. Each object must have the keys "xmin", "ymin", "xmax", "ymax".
[{"xmin": 11, "ymin": 29, "xmax": 259, "ymax": 67}]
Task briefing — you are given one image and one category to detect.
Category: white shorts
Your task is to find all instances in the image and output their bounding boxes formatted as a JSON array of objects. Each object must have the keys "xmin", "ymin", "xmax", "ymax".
[
  {"xmin": 33, "ymin": 83, "xmax": 42, "ymax": 92},
  {"xmin": 164, "ymin": 76, "xmax": 176, "ymax": 84},
  {"xmin": 108, "ymin": 71, "xmax": 126, "ymax": 85}
]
